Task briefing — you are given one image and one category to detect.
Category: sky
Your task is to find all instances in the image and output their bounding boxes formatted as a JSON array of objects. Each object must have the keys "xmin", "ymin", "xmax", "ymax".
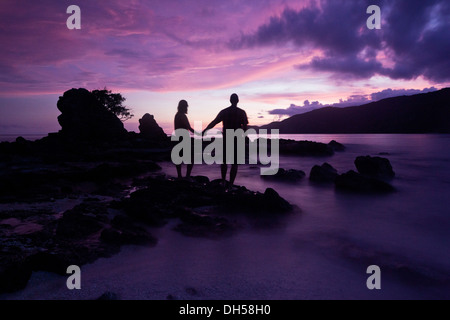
[{"xmin": 0, "ymin": 0, "xmax": 449, "ymax": 134}]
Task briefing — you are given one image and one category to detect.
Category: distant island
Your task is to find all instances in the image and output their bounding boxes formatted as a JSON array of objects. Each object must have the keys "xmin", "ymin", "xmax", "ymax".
[{"xmin": 260, "ymin": 88, "xmax": 450, "ymax": 133}]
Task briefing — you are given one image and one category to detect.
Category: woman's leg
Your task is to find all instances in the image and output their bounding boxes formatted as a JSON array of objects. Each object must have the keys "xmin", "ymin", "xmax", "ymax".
[{"xmin": 176, "ymin": 164, "xmax": 182, "ymax": 179}]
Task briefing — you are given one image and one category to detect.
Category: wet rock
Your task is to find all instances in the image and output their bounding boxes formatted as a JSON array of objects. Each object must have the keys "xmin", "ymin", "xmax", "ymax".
[
  {"xmin": 262, "ymin": 168, "xmax": 306, "ymax": 182},
  {"xmin": 355, "ymin": 155, "xmax": 395, "ymax": 180},
  {"xmin": 262, "ymin": 188, "xmax": 293, "ymax": 212},
  {"xmin": 100, "ymin": 225, "xmax": 157, "ymax": 246},
  {"xmin": 191, "ymin": 175, "xmax": 210, "ymax": 184},
  {"xmin": 0, "ymin": 257, "xmax": 32, "ymax": 293},
  {"xmin": 85, "ymin": 161, "xmax": 161, "ymax": 182},
  {"xmin": 278, "ymin": 139, "xmax": 335, "ymax": 156},
  {"xmin": 26, "ymin": 252, "xmax": 69, "ymax": 275},
  {"xmin": 309, "ymin": 163, "xmax": 339, "ymax": 183},
  {"xmin": 335, "ymin": 170, "xmax": 395, "ymax": 193},
  {"xmin": 174, "ymin": 208, "xmax": 235, "ymax": 239},
  {"xmin": 118, "ymin": 188, "xmax": 171, "ymax": 226},
  {"xmin": 55, "ymin": 203, "xmax": 107, "ymax": 239},
  {"xmin": 328, "ymin": 140, "xmax": 345, "ymax": 151},
  {"xmin": 118, "ymin": 177, "xmax": 294, "ymax": 228}
]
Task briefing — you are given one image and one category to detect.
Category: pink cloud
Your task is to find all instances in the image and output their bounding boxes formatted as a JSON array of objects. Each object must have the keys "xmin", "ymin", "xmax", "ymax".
[{"xmin": 0, "ymin": 0, "xmax": 313, "ymax": 95}]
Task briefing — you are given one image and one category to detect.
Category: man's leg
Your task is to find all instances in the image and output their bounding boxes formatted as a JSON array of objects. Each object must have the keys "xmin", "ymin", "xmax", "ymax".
[
  {"xmin": 186, "ymin": 164, "xmax": 193, "ymax": 178},
  {"xmin": 221, "ymin": 164, "xmax": 228, "ymax": 184},
  {"xmin": 176, "ymin": 165, "xmax": 182, "ymax": 179},
  {"xmin": 230, "ymin": 164, "xmax": 238, "ymax": 185}
]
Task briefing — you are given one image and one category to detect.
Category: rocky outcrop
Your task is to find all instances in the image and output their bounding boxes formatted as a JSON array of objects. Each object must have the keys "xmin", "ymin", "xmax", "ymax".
[
  {"xmin": 278, "ymin": 139, "xmax": 335, "ymax": 156},
  {"xmin": 309, "ymin": 163, "xmax": 339, "ymax": 183},
  {"xmin": 117, "ymin": 176, "xmax": 294, "ymax": 225},
  {"xmin": 328, "ymin": 140, "xmax": 345, "ymax": 151},
  {"xmin": 335, "ymin": 170, "xmax": 395, "ymax": 193},
  {"xmin": 355, "ymin": 156, "xmax": 395, "ymax": 180},
  {"xmin": 57, "ymin": 88, "xmax": 127, "ymax": 141},
  {"xmin": 138, "ymin": 113, "xmax": 169, "ymax": 141},
  {"xmin": 0, "ymin": 200, "xmax": 157, "ymax": 294},
  {"xmin": 262, "ymin": 168, "xmax": 306, "ymax": 182}
]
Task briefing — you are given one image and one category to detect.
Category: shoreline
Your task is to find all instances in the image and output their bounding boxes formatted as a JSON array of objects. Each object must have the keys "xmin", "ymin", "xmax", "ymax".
[{"xmin": 1, "ymin": 133, "xmax": 449, "ymax": 299}]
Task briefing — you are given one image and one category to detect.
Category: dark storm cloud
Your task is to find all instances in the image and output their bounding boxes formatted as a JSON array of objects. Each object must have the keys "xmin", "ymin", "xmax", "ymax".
[{"xmin": 231, "ymin": 0, "xmax": 450, "ymax": 82}]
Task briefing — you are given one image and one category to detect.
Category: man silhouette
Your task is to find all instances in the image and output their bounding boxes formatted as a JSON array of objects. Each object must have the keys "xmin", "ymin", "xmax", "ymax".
[{"xmin": 203, "ymin": 93, "xmax": 249, "ymax": 187}]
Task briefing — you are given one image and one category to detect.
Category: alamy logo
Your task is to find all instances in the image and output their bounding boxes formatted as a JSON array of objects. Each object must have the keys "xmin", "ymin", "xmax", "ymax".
[
  {"xmin": 171, "ymin": 125, "xmax": 280, "ymax": 176},
  {"xmin": 66, "ymin": 265, "xmax": 81, "ymax": 290},
  {"xmin": 367, "ymin": 5, "xmax": 381, "ymax": 30},
  {"xmin": 66, "ymin": 5, "xmax": 81, "ymax": 30},
  {"xmin": 366, "ymin": 265, "xmax": 381, "ymax": 290}
]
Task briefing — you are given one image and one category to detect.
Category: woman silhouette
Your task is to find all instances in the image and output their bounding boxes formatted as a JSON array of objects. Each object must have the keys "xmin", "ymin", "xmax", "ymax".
[{"xmin": 174, "ymin": 100, "xmax": 195, "ymax": 178}]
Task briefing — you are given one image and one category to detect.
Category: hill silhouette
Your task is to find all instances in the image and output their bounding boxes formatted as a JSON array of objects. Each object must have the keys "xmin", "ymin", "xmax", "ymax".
[{"xmin": 261, "ymin": 88, "xmax": 450, "ymax": 133}]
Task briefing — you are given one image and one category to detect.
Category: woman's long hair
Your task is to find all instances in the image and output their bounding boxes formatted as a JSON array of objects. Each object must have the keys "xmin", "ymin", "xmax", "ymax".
[{"xmin": 177, "ymin": 100, "xmax": 188, "ymax": 114}]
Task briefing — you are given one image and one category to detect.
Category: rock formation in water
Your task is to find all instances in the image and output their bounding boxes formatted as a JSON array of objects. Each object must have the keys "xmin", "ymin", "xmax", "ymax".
[
  {"xmin": 138, "ymin": 113, "xmax": 168, "ymax": 141},
  {"xmin": 57, "ymin": 88, "xmax": 127, "ymax": 141},
  {"xmin": 310, "ymin": 163, "xmax": 339, "ymax": 183},
  {"xmin": 355, "ymin": 155, "xmax": 395, "ymax": 180}
]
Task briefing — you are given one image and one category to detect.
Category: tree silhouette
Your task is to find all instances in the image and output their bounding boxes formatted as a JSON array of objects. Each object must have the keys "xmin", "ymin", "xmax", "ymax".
[{"xmin": 92, "ymin": 88, "xmax": 134, "ymax": 121}]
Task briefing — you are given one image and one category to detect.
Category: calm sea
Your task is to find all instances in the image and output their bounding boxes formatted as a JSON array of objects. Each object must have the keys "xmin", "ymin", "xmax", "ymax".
[
  {"xmin": 1, "ymin": 133, "xmax": 449, "ymax": 299},
  {"xmin": 0, "ymin": 134, "xmax": 47, "ymax": 143}
]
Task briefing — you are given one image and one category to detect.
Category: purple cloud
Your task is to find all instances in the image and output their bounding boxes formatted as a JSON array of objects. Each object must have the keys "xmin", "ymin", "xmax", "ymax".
[
  {"xmin": 232, "ymin": 0, "xmax": 450, "ymax": 82},
  {"xmin": 268, "ymin": 87, "xmax": 438, "ymax": 116}
]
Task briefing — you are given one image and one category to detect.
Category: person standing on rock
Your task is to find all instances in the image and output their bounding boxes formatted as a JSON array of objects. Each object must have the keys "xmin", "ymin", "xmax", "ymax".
[
  {"xmin": 174, "ymin": 100, "xmax": 196, "ymax": 179},
  {"xmin": 203, "ymin": 93, "xmax": 249, "ymax": 188}
]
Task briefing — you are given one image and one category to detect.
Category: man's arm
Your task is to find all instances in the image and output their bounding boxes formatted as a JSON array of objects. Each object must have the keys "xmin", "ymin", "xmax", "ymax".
[{"xmin": 202, "ymin": 113, "xmax": 222, "ymax": 135}]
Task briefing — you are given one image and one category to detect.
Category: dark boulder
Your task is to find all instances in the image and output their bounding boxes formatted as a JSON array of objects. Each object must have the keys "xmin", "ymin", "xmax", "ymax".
[
  {"xmin": 262, "ymin": 188, "xmax": 293, "ymax": 212},
  {"xmin": 191, "ymin": 175, "xmax": 210, "ymax": 184},
  {"xmin": 57, "ymin": 88, "xmax": 127, "ymax": 141},
  {"xmin": 335, "ymin": 170, "xmax": 395, "ymax": 193},
  {"xmin": 328, "ymin": 140, "xmax": 345, "ymax": 151},
  {"xmin": 55, "ymin": 203, "xmax": 107, "ymax": 239},
  {"xmin": 262, "ymin": 168, "xmax": 306, "ymax": 182},
  {"xmin": 309, "ymin": 163, "xmax": 337, "ymax": 182},
  {"xmin": 174, "ymin": 209, "xmax": 235, "ymax": 239},
  {"xmin": 355, "ymin": 156, "xmax": 395, "ymax": 180},
  {"xmin": 0, "ymin": 258, "xmax": 32, "ymax": 293},
  {"xmin": 278, "ymin": 139, "xmax": 335, "ymax": 156},
  {"xmin": 26, "ymin": 252, "xmax": 69, "ymax": 275},
  {"xmin": 310, "ymin": 163, "xmax": 339, "ymax": 183},
  {"xmin": 138, "ymin": 113, "xmax": 168, "ymax": 141}
]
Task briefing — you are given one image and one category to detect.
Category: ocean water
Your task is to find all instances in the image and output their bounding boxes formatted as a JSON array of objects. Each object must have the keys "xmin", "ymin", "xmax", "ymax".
[
  {"xmin": 1, "ymin": 134, "xmax": 449, "ymax": 300},
  {"xmin": 0, "ymin": 134, "xmax": 47, "ymax": 143}
]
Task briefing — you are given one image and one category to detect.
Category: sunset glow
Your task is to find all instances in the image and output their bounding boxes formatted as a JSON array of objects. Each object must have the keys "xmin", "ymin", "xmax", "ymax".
[{"xmin": 1, "ymin": 0, "xmax": 449, "ymax": 134}]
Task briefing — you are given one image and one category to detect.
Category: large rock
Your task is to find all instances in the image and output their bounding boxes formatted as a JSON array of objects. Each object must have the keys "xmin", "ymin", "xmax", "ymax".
[
  {"xmin": 310, "ymin": 163, "xmax": 339, "ymax": 183},
  {"xmin": 355, "ymin": 156, "xmax": 395, "ymax": 180},
  {"xmin": 55, "ymin": 203, "xmax": 107, "ymax": 239},
  {"xmin": 138, "ymin": 113, "xmax": 168, "ymax": 141},
  {"xmin": 117, "ymin": 177, "xmax": 295, "ymax": 225},
  {"xmin": 57, "ymin": 88, "xmax": 127, "ymax": 141},
  {"xmin": 328, "ymin": 140, "xmax": 345, "ymax": 151},
  {"xmin": 262, "ymin": 168, "xmax": 306, "ymax": 182},
  {"xmin": 278, "ymin": 139, "xmax": 335, "ymax": 156},
  {"xmin": 335, "ymin": 170, "xmax": 395, "ymax": 193},
  {"xmin": 262, "ymin": 188, "xmax": 293, "ymax": 212}
]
